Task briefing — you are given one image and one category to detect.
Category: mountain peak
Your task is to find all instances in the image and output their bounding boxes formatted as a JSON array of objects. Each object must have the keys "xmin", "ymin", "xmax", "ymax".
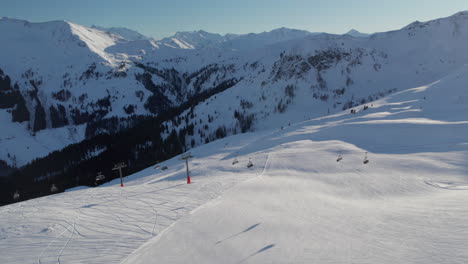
[
  {"xmin": 269, "ymin": 27, "xmax": 311, "ymax": 34},
  {"xmin": 91, "ymin": 25, "xmax": 150, "ymax": 41},
  {"xmin": 0, "ymin": 18, "xmax": 124, "ymax": 69},
  {"xmin": 401, "ymin": 10, "xmax": 468, "ymax": 33},
  {"xmin": 271, "ymin": 27, "xmax": 294, "ymax": 32},
  {"xmin": 173, "ymin": 30, "xmax": 221, "ymax": 37},
  {"xmin": 345, "ymin": 29, "xmax": 370, "ymax": 37},
  {"xmin": 0, "ymin": 17, "xmax": 69, "ymax": 27},
  {"xmin": 454, "ymin": 10, "xmax": 468, "ymax": 16}
]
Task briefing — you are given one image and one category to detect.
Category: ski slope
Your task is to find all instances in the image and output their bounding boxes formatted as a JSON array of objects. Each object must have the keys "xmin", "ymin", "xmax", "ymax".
[
  {"xmin": 0, "ymin": 132, "xmax": 269, "ymax": 264},
  {"xmin": 126, "ymin": 149, "xmax": 468, "ymax": 264},
  {"xmin": 1, "ymin": 65, "xmax": 468, "ymax": 263},
  {"xmin": 122, "ymin": 66, "xmax": 468, "ymax": 264}
]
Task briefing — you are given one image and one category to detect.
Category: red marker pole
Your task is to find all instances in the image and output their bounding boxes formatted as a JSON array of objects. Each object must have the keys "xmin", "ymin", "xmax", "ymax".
[
  {"xmin": 185, "ymin": 158, "xmax": 191, "ymax": 184},
  {"xmin": 112, "ymin": 162, "xmax": 127, "ymax": 187},
  {"xmin": 180, "ymin": 153, "xmax": 193, "ymax": 184}
]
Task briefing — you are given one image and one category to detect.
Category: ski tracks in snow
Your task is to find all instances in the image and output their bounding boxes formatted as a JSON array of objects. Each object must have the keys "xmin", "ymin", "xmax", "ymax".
[
  {"xmin": 424, "ymin": 180, "xmax": 468, "ymax": 190},
  {"xmin": 3, "ymin": 152, "xmax": 267, "ymax": 264},
  {"xmin": 37, "ymin": 188, "xmax": 92, "ymax": 264}
]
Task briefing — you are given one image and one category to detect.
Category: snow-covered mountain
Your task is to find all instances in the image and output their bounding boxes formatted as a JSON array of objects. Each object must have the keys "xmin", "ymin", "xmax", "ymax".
[
  {"xmin": 345, "ymin": 29, "xmax": 370, "ymax": 37},
  {"xmin": 157, "ymin": 10, "xmax": 468, "ymax": 144},
  {"xmin": 122, "ymin": 64, "xmax": 468, "ymax": 264},
  {"xmin": 1, "ymin": 11, "xmax": 468, "ymax": 204},
  {"xmin": 157, "ymin": 27, "xmax": 316, "ymax": 51},
  {"xmin": 0, "ymin": 22, "xmax": 318, "ymax": 168},
  {"xmin": 91, "ymin": 25, "xmax": 150, "ymax": 41},
  {"xmin": 158, "ymin": 30, "xmax": 226, "ymax": 49}
]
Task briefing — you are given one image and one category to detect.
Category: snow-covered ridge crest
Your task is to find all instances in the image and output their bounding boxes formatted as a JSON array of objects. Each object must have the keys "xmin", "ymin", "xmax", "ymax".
[
  {"xmin": 91, "ymin": 25, "xmax": 150, "ymax": 41},
  {"xmin": 156, "ymin": 27, "xmax": 315, "ymax": 51},
  {"xmin": 0, "ymin": 18, "xmax": 125, "ymax": 69},
  {"xmin": 67, "ymin": 21, "xmax": 126, "ymax": 65},
  {"xmin": 401, "ymin": 10, "xmax": 468, "ymax": 31}
]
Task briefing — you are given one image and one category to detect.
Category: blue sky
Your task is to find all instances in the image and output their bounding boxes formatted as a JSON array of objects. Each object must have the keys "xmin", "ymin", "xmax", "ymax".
[{"xmin": 1, "ymin": 0, "xmax": 467, "ymax": 39}]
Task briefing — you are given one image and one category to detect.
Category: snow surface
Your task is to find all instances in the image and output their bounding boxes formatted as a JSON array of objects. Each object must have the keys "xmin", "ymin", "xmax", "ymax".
[
  {"xmin": 91, "ymin": 25, "xmax": 150, "ymax": 41},
  {"xmin": 1, "ymin": 64, "xmax": 467, "ymax": 263}
]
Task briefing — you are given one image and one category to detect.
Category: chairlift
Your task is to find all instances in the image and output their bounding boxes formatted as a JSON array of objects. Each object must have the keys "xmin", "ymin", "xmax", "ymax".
[
  {"xmin": 336, "ymin": 154, "xmax": 343, "ymax": 162},
  {"xmin": 51, "ymin": 184, "xmax": 58, "ymax": 193},
  {"xmin": 13, "ymin": 191, "xmax": 20, "ymax": 200},
  {"xmin": 363, "ymin": 152, "xmax": 369, "ymax": 164},
  {"xmin": 232, "ymin": 158, "xmax": 239, "ymax": 165},
  {"xmin": 95, "ymin": 172, "xmax": 105, "ymax": 181},
  {"xmin": 247, "ymin": 158, "xmax": 254, "ymax": 168}
]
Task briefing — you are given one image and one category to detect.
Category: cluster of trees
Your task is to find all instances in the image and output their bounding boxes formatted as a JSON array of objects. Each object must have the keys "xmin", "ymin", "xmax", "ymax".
[
  {"xmin": 52, "ymin": 89, "xmax": 72, "ymax": 102},
  {"xmin": 5, "ymin": 112, "xmax": 183, "ymax": 205},
  {"xmin": 1, "ymin": 70, "xmax": 243, "ymax": 206},
  {"xmin": 341, "ymin": 88, "xmax": 397, "ymax": 111},
  {"xmin": 271, "ymin": 54, "xmax": 311, "ymax": 82},
  {"xmin": 276, "ymin": 84, "xmax": 296, "ymax": 113},
  {"xmin": 50, "ymin": 104, "xmax": 68, "ymax": 128},
  {"xmin": 135, "ymin": 72, "xmax": 172, "ymax": 114},
  {"xmin": 234, "ymin": 111, "xmax": 255, "ymax": 133},
  {"xmin": 0, "ymin": 161, "xmax": 16, "ymax": 206}
]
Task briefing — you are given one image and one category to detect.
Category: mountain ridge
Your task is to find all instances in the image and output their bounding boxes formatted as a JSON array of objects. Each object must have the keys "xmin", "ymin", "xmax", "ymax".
[{"xmin": 91, "ymin": 25, "xmax": 151, "ymax": 41}]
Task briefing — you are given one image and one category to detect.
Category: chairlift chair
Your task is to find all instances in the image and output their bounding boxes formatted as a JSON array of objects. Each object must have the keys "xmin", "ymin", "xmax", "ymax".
[
  {"xmin": 336, "ymin": 154, "xmax": 343, "ymax": 162},
  {"xmin": 95, "ymin": 172, "xmax": 105, "ymax": 181},
  {"xmin": 13, "ymin": 191, "xmax": 20, "ymax": 200},
  {"xmin": 51, "ymin": 184, "xmax": 58, "ymax": 193},
  {"xmin": 363, "ymin": 152, "xmax": 369, "ymax": 164},
  {"xmin": 247, "ymin": 159, "xmax": 254, "ymax": 168}
]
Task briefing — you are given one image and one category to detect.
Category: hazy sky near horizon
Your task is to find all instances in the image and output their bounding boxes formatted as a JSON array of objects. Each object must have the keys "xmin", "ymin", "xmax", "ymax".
[{"xmin": 1, "ymin": 0, "xmax": 467, "ymax": 39}]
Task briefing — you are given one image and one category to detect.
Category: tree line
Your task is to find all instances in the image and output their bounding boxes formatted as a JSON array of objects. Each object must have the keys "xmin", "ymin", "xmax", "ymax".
[{"xmin": 1, "ymin": 75, "xmax": 242, "ymax": 206}]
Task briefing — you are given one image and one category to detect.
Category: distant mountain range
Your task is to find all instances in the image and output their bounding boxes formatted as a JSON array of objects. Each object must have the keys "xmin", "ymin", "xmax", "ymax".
[{"xmin": 90, "ymin": 24, "xmax": 370, "ymax": 49}]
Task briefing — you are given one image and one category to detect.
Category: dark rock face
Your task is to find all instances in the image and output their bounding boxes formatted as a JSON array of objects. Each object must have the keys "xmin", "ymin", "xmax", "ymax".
[
  {"xmin": 124, "ymin": 104, "xmax": 136, "ymax": 114},
  {"xmin": 135, "ymin": 72, "xmax": 172, "ymax": 114},
  {"xmin": 52, "ymin": 89, "xmax": 72, "ymax": 102},
  {"xmin": 11, "ymin": 92, "xmax": 30, "ymax": 123},
  {"xmin": 33, "ymin": 102, "xmax": 47, "ymax": 132},
  {"xmin": 50, "ymin": 104, "xmax": 69, "ymax": 128},
  {"xmin": 0, "ymin": 68, "xmax": 30, "ymax": 123}
]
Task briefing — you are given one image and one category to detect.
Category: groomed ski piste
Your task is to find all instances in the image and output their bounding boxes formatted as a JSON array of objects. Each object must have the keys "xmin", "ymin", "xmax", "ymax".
[{"xmin": 1, "ymin": 65, "xmax": 468, "ymax": 264}]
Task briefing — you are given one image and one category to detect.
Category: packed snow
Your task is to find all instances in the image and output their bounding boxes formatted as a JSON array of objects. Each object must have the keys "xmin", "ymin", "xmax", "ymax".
[{"xmin": 1, "ymin": 64, "xmax": 467, "ymax": 263}]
